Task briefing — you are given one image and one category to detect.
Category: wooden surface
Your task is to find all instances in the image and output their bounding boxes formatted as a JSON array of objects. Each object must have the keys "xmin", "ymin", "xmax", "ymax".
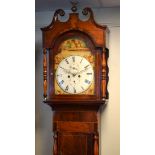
[
  {"xmin": 54, "ymin": 111, "xmax": 98, "ymax": 155},
  {"xmin": 41, "ymin": 8, "xmax": 108, "ymax": 48}
]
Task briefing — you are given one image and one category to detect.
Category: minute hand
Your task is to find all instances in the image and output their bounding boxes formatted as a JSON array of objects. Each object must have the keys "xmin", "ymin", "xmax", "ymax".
[{"xmin": 77, "ymin": 67, "xmax": 90, "ymax": 75}]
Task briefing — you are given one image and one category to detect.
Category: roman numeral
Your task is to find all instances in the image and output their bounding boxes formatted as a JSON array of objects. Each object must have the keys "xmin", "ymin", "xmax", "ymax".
[
  {"xmin": 84, "ymin": 65, "xmax": 89, "ymax": 69},
  {"xmin": 57, "ymin": 74, "xmax": 62, "ymax": 77},
  {"xmin": 59, "ymin": 80, "xmax": 64, "ymax": 85},
  {"xmin": 73, "ymin": 87, "xmax": 76, "ymax": 93},
  {"xmin": 80, "ymin": 58, "xmax": 83, "ymax": 63},
  {"xmin": 65, "ymin": 85, "xmax": 69, "ymax": 91},
  {"xmin": 81, "ymin": 86, "xmax": 84, "ymax": 90},
  {"xmin": 86, "ymin": 73, "xmax": 92, "ymax": 75},
  {"xmin": 85, "ymin": 79, "xmax": 91, "ymax": 84},
  {"xmin": 65, "ymin": 59, "xmax": 69, "ymax": 64},
  {"xmin": 72, "ymin": 56, "xmax": 75, "ymax": 62}
]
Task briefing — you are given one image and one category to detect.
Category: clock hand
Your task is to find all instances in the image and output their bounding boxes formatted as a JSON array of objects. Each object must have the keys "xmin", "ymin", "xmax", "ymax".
[
  {"xmin": 60, "ymin": 67, "xmax": 73, "ymax": 75},
  {"xmin": 75, "ymin": 67, "xmax": 90, "ymax": 75},
  {"xmin": 60, "ymin": 66, "xmax": 78, "ymax": 78},
  {"xmin": 70, "ymin": 66, "xmax": 78, "ymax": 71}
]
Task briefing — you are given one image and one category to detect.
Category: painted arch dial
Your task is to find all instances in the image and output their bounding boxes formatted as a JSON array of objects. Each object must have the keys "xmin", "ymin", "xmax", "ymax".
[{"xmin": 56, "ymin": 55, "xmax": 94, "ymax": 94}]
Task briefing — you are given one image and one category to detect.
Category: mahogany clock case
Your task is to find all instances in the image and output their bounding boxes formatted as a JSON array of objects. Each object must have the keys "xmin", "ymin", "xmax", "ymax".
[{"xmin": 41, "ymin": 6, "xmax": 109, "ymax": 155}]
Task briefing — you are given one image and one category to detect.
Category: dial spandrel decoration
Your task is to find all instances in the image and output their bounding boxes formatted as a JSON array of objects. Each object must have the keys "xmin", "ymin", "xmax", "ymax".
[{"xmin": 54, "ymin": 38, "xmax": 95, "ymax": 95}]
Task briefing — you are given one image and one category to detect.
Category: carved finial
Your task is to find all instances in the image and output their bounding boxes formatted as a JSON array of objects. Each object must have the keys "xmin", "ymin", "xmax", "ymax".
[{"xmin": 70, "ymin": 0, "xmax": 78, "ymax": 12}]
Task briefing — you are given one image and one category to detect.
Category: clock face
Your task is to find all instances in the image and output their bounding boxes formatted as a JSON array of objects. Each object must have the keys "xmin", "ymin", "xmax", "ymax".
[{"xmin": 56, "ymin": 55, "xmax": 94, "ymax": 94}]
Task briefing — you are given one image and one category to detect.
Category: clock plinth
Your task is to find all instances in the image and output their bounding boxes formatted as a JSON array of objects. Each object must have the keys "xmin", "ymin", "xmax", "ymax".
[{"xmin": 41, "ymin": 7, "xmax": 109, "ymax": 155}]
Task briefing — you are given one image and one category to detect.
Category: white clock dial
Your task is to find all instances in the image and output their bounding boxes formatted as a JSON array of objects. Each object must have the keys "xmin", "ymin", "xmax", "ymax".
[{"xmin": 56, "ymin": 55, "xmax": 94, "ymax": 94}]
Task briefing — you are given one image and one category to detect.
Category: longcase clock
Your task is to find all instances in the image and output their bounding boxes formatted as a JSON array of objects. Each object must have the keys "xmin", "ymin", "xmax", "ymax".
[{"xmin": 41, "ymin": 4, "xmax": 109, "ymax": 155}]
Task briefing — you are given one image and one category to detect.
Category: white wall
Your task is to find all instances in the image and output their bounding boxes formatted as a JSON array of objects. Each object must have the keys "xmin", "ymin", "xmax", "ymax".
[
  {"xmin": 35, "ymin": 7, "xmax": 120, "ymax": 155},
  {"xmin": 100, "ymin": 27, "xmax": 120, "ymax": 155}
]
